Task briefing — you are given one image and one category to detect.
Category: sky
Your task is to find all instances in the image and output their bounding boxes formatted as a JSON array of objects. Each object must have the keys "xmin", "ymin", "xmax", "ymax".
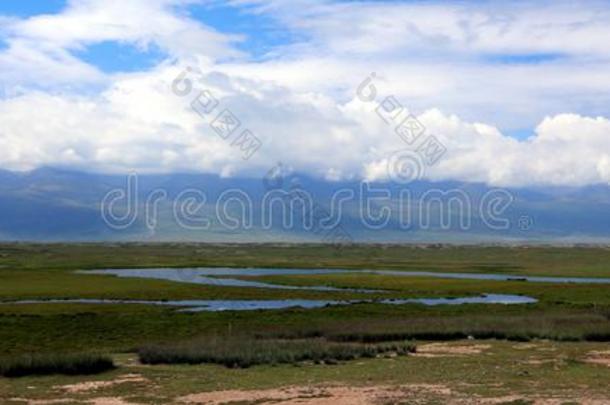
[{"xmin": 0, "ymin": 0, "xmax": 609, "ymax": 187}]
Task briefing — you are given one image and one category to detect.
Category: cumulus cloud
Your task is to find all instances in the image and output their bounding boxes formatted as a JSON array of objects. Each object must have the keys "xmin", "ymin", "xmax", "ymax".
[
  {"xmin": 233, "ymin": 0, "xmax": 610, "ymax": 58},
  {"xmin": 0, "ymin": 0, "xmax": 242, "ymax": 87},
  {"xmin": 10, "ymin": 0, "xmax": 243, "ymax": 59},
  {"xmin": 1, "ymin": 63, "xmax": 609, "ymax": 187},
  {"xmin": 0, "ymin": 0, "xmax": 609, "ymax": 187}
]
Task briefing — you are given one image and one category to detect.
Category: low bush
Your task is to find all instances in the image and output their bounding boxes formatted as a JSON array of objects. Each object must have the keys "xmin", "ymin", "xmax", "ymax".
[
  {"xmin": 138, "ymin": 337, "xmax": 415, "ymax": 368},
  {"xmin": 255, "ymin": 313, "xmax": 610, "ymax": 344},
  {"xmin": 0, "ymin": 353, "xmax": 115, "ymax": 378}
]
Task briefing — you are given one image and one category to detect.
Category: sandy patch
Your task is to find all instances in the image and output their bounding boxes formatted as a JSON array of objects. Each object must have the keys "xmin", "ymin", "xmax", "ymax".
[
  {"xmin": 583, "ymin": 350, "xmax": 610, "ymax": 367},
  {"xmin": 179, "ymin": 384, "xmax": 454, "ymax": 405},
  {"xmin": 479, "ymin": 394, "xmax": 610, "ymax": 405},
  {"xmin": 413, "ymin": 342, "xmax": 491, "ymax": 358},
  {"xmin": 87, "ymin": 398, "xmax": 138, "ymax": 405},
  {"xmin": 512, "ymin": 343, "xmax": 540, "ymax": 350},
  {"xmin": 55, "ymin": 374, "xmax": 148, "ymax": 393},
  {"xmin": 8, "ymin": 397, "xmax": 140, "ymax": 405},
  {"xmin": 178, "ymin": 384, "xmax": 610, "ymax": 405},
  {"xmin": 8, "ymin": 399, "xmax": 75, "ymax": 405},
  {"xmin": 523, "ymin": 358, "xmax": 554, "ymax": 365},
  {"xmin": 12, "ymin": 384, "xmax": 610, "ymax": 405}
]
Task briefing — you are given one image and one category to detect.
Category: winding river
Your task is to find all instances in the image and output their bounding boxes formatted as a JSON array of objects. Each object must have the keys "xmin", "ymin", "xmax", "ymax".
[{"xmin": 7, "ymin": 266, "xmax": 605, "ymax": 311}]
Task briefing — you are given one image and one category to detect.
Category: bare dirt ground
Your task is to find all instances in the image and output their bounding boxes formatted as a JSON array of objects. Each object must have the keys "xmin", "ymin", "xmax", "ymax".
[
  {"xmin": 583, "ymin": 350, "xmax": 610, "ymax": 367},
  {"xmin": 12, "ymin": 388, "xmax": 610, "ymax": 405},
  {"xmin": 178, "ymin": 384, "xmax": 452, "ymax": 405},
  {"xmin": 176, "ymin": 384, "xmax": 610, "ymax": 405},
  {"xmin": 413, "ymin": 342, "xmax": 492, "ymax": 358},
  {"xmin": 5, "ymin": 341, "xmax": 610, "ymax": 405},
  {"xmin": 56, "ymin": 374, "xmax": 148, "ymax": 394}
]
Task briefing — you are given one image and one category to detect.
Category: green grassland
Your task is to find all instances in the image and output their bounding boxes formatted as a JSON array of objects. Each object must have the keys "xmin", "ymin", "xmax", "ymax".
[
  {"xmin": 0, "ymin": 243, "xmax": 609, "ymax": 354},
  {"xmin": 0, "ymin": 243, "xmax": 609, "ymax": 403},
  {"xmin": 2, "ymin": 341, "xmax": 609, "ymax": 404},
  {"xmin": 2, "ymin": 242, "xmax": 610, "ymax": 276}
]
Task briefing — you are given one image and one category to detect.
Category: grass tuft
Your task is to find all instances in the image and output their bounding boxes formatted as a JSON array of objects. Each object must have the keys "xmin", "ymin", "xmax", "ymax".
[
  {"xmin": 138, "ymin": 337, "xmax": 415, "ymax": 368},
  {"xmin": 255, "ymin": 313, "xmax": 610, "ymax": 344},
  {"xmin": 0, "ymin": 352, "xmax": 115, "ymax": 378}
]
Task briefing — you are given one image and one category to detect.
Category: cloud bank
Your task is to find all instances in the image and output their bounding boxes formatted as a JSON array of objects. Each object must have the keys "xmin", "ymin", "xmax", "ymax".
[{"xmin": 0, "ymin": 0, "xmax": 609, "ymax": 187}]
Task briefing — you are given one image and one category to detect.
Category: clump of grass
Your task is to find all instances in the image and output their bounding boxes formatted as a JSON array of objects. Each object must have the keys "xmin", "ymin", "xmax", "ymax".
[
  {"xmin": 0, "ymin": 352, "xmax": 115, "ymax": 377},
  {"xmin": 256, "ymin": 313, "xmax": 610, "ymax": 344},
  {"xmin": 138, "ymin": 337, "xmax": 415, "ymax": 368}
]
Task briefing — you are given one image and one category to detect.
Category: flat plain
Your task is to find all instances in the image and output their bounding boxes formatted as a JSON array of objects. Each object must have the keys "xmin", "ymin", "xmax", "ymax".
[{"xmin": 0, "ymin": 243, "xmax": 609, "ymax": 404}]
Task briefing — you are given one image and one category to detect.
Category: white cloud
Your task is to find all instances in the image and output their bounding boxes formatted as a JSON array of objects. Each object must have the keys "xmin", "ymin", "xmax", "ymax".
[
  {"xmin": 233, "ymin": 0, "xmax": 610, "ymax": 58},
  {"xmin": 217, "ymin": 0, "xmax": 610, "ymax": 130},
  {"xmin": 1, "ymin": 63, "xmax": 609, "ymax": 187},
  {"xmin": 0, "ymin": 0, "xmax": 609, "ymax": 188},
  {"xmin": 0, "ymin": 38, "xmax": 106, "ymax": 87},
  {"xmin": 0, "ymin": 0, "xmax": 242, "ymax": 88},
  {"xmin": 11, "ymin": 0, "xmax": 243, "ymax": 59}
]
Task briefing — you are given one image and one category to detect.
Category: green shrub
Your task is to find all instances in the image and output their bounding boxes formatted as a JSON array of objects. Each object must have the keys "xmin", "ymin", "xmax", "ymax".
[
  {"xmin": 138, "ymin": 337, "xmax": 415, "ymax": 368},
  {"xmin": 0, "ymin": 352, "xmax": 115, "ymax": 378},
  {"xmin": 259, "ymin": 313, "xmax": 610, "ymax": 344}
]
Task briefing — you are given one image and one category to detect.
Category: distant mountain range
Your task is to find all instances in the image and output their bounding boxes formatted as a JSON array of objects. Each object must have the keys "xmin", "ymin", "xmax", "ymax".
[{"xmin": 0, "ymin": 167, "xmax": 609, "ymax": 243}]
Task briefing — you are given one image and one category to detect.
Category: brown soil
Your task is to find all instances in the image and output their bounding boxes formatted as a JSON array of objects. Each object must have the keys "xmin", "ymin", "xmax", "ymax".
[
  {"xmin": 55, "ymin": 373, "xmax": 147, "ymax": 393},
  {"xmin": 178, "ymin": 384, "xmax": 454, "ymax": 404},
  {"xmin": 413, "ymin": 342, "xmax": 491, "ymax": 358},
  {"xmin": 583, "ymin": 350, "xmax": 610, "ymax": 367}
]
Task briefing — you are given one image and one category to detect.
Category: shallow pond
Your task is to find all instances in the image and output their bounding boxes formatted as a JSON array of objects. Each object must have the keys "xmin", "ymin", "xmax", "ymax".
[
  {"xmin": 2, "ymin": 267, "xmax": 552, "ymax": 311},
  {"xmin": 370, "ymin": 270, "xmax": 610, "ymax": 284},
  {"xmin": 84, "ymin": 267, "xmax": 610, "ymax": 288},
  {"xmin": 83, "ymin": 268, "xmax": 368, "ymax": 292},
  {"xmin": 3, "ymin": 293, "xmax": 537, "ymax": 312}
]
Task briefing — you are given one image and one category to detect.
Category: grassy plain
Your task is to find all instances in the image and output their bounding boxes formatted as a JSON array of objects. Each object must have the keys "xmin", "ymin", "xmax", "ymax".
[
  {"xmin": 2, "ymin": 341, "xmax": 609, "ymax": 404},
  {"xmin": 0, "ymin": 243, "xmax": 609, "ymax": 403}
]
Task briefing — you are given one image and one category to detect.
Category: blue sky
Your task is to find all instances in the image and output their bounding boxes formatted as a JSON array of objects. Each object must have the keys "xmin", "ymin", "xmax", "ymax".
[
  {"xmin": 0, "ymin": 0, "xmax": 609, "ymax": 186},
  {"xmin": 0, "ymin": 1, "xmax": 589, "ymax": 78},
  {"xmin": 0, "ymin": 0, "xmax": 297, "ymax": 70},
  {"xmin": 7, "ymin": 1, "xmax": 573, "ymax": 76},
  {"xmin": 0, "ymin": 0, "xmax": 66, "ymax": 17},
  {"xmin": 186, "ymin": 2, "xmax": 297, "ymax": 60},
  {"xmin": 82, "ymin": 1, "xmax": 298, "ymax": 69},
  {"xmin": 75, "ymin": 41, "xmax": 167, "ymax": 73}
]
